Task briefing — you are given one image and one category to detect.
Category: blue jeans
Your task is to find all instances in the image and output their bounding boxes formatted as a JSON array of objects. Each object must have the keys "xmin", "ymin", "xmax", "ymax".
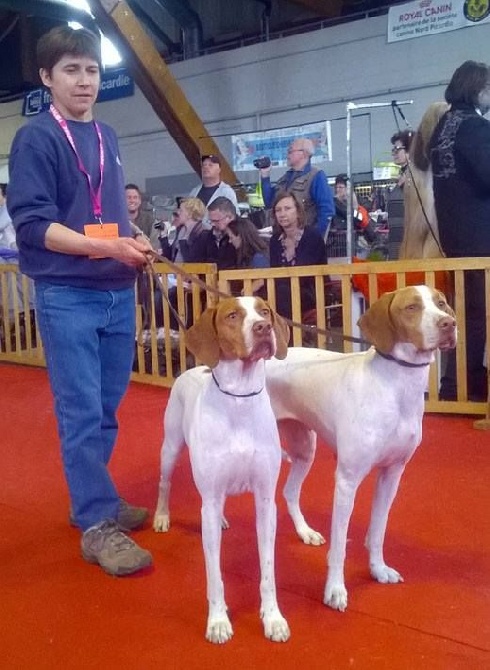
[{"xmin": 35, "ymin": 282, "xmax": 136, "ymax": 531}]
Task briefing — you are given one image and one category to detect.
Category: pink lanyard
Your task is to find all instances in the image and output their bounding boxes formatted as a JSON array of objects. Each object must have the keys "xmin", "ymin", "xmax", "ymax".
[{"xmin": 50, "ymin": 104, "xmax": 105, "ymax": 222}]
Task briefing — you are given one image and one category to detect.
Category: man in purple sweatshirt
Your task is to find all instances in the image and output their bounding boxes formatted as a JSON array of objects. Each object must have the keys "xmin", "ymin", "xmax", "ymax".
[{"xmin": 8, "ymin": 26, "xmax": 153, "ymax": 576}]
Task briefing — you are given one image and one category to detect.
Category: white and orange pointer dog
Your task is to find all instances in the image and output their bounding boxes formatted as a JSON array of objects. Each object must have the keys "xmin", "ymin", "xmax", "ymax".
[
  {"xmin": 153, "ymin": 297, "xmax": 291, "ymax": 644},
  {"xmin": 266, "ymin": 285, "xmax": 457, "ymax": 612}
]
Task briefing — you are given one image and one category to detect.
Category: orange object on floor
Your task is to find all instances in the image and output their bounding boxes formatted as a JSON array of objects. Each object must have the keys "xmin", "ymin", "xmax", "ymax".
[
  {"xmin": 351, "ymin": 257, "xmax": 451, "ymax": 299},
  {"xmin": 1, "ymin": 363, "xmax": 489, "ymax": 669}
]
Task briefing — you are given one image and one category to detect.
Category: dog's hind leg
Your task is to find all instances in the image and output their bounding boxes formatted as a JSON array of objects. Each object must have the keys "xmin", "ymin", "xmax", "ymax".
[
  {"xmin": 280, "ymin": 420, "xmax": 325, "ymax": 546},
  {"xmin": 255, "ymin": 492, "xmax": 290, "ymax": 642},
  {"xmin": 365, "ymin": 463, "xmax": 406, "ymax": 585},
  {"xmin": 153, "ymin": 400, "xmax": 186, "ymax": 532},
  {"xmin": 201, "ymin": 496, "xmax": 233, "ymax": 644}
]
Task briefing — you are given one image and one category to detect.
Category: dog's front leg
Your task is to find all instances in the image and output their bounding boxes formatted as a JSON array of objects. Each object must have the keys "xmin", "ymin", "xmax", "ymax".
[
  {"xmin": 201, "ymin": 497, "xmax": 233, "ymax": 644},
  {"xmin": 324, "ymin": 468, "xmax": 364, "ymax": 612},
  {"xmin": 365, "ymin": 463, "xmax": 406, "ymax": 585},
  {"xmin": 255, "ymin": 493, "xmax": 290, "ymax": 642}
]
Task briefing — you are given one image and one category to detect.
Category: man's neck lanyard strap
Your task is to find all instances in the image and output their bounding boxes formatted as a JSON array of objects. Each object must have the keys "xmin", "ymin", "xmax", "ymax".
[{"xmin": 50, "ymin": 104, "xmax": 105, "ymax": 222}]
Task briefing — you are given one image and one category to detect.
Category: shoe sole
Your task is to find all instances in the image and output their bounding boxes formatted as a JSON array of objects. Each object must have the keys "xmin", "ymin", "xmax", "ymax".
[{"xmin": 81, "ymin": 550, "xmax": 153, "ymax": 576}]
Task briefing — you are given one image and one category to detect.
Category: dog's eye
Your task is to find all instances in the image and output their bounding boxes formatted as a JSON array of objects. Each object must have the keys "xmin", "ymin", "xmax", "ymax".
[
  {"xmin": 438, "ymin": 300, "xmax": 446, "ymax": 309},
  {"xmin": 259, "ymin": 308, "xmax": 270, "ymax": 318},
  {"xmin": 226, "ymin": 311, "xmax": 238, "ymax": 320},
  {"xmin": 405, "ymin": 303, "xmax": 418, "ymax": 311}
]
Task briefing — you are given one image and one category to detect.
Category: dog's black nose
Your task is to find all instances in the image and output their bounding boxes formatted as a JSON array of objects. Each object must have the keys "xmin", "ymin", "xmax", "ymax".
[
  {"xmin": 253, "ymin": 321, "xmax": 272, "ymax": 336},
  {"xmin": 439, "ymin": 316, "xmax": 456, "ymax": 331}
]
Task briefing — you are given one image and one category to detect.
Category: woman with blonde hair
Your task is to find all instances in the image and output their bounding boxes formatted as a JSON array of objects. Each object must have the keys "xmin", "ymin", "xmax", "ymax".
[{"xmin": 399, "ymin": 102, "xmax": 449, "ymax": 260}]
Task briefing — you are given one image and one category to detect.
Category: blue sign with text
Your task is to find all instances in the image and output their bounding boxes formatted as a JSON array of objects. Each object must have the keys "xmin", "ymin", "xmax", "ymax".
[{"xmin": 22, "ymin": 67, "xmax": 134, "ymax": 117}]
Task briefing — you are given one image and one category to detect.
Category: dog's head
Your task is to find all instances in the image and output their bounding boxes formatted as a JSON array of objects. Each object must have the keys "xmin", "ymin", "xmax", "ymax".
[
  {"xmin": 185, "ymin": 296, "xmax": 290, "ymax": 368},
  {"xmin": 358, "ymin": 285, "xmax": 457, "ymax": 355}
]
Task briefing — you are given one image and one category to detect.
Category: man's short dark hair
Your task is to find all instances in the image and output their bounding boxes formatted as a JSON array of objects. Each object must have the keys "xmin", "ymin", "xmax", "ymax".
[
  {"xmin": 37, "ymin": 25, "xmax": 102, "ymax": 73},
  {"xmin": 125, "ymin": 183, "xmax": 142, "ymax": 193},
  {"xmin": 207, "ymin": 196, "xmax": 236, "ymax": 218},
  {"xmin": 390, "ymin": 129, "xmax": 414, "ymax": 151},
  {"xmin": 0, "ymin": 183, "xmax": 7, "ymax": 198}
]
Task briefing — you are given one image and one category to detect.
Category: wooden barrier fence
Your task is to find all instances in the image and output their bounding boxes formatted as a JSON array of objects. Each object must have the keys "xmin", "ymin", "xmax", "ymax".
[{"xmin": 2, "ymin": 257, "xmax": 490, "ymax": 416}]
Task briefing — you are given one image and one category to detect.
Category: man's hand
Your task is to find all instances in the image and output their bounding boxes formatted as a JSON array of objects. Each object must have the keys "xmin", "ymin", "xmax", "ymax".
[{"xmin": 109, "ymin": 236, "xmax": 154, "ymax": 268}]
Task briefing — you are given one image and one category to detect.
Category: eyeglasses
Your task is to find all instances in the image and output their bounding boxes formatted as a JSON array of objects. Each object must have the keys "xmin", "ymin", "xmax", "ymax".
[
  {"xmin": 209, "ymin": 214, "xmax": 230, "ymax": 226},
  {"xmin": 391, "ymin": 146, "xmax": 406, "ymax": 154},
  {"xmin": 287, "ymin": 148, "xmax": 304, "ymax": 155}
]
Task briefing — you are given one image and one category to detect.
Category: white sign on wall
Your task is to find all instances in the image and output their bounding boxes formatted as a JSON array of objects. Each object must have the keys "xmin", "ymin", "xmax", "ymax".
[
  {"xmin": 387, "ymin": 0, "xmax": 490, "ymax": 43},
  {"xmin": 231, "ymin": 121, "xmax": 332, "ymax": 172}
]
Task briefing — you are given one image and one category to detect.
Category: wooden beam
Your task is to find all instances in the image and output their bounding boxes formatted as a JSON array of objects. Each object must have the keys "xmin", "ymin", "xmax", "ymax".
[{"xmin": 87, "ymin": 0, "xmax": 240, "ymax": 189}]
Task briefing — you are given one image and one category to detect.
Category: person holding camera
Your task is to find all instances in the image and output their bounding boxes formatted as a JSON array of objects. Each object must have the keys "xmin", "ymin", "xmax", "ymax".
[{"xmin": 258, "ymin": 138, "xmax": 334, "ymax": 239}]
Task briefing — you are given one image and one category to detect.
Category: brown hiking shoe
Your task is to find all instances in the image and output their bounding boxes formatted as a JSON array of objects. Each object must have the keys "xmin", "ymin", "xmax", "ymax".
[
  {"xmin": 81, "ymin": 520, "xmax": 153, "ymax": 576},
  {"xmin": 70, "ymin": 498, "xmax": 149, "ymax": 531}
]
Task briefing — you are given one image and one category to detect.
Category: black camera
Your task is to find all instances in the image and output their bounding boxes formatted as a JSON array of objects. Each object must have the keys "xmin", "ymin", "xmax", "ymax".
[{"xmin": 253, "ymin": 156, "xmax": 271, "ymax": 169}]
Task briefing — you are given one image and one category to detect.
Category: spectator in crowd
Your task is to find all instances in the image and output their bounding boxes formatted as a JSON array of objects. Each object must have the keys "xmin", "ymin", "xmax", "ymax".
[
  {"xmin": 226, "ymin": 217, "xmax": 270, "ymax": 296},
  {"xmin": 269, "ymin": 190, "xmax": 326, "ymax": 321},
  {"xmin": 162, "ymin": 197, "xmax": 208, "ymax": 263},
  {"xmin": 206, "ymin": 197, "xmax": 239, "ymax": 270},
  {"xmin": 7, "ymin": 26, "xmax": 153, "ymax": 576},
  {"xmin": 0, "ymin": 183, "xmax": 16, "ymax": 250},
  {"xmin": 259, "ymin": 138, "xmax": 335, "ymax": 238},
  {"xmin": 430, "ymin": 60, "xmax": 490, "ymax": 401},
  {"xmin": 189, "ymin": 155, "xmax": 239, "ymax": 220},
  {"xmin": 0, "ymin": 183, "xmax": 36, "ymax": 329},
  {"xmin": 227, "ymin": 218, "xmax": 269, "ymax": 270},
  {"xmin": 399, "ymin": 102, "xmax": 448, "ymax": 260},
  {"xmin": 125, "ymin": 183, "xmax": 160, "ymax": 250},
  {"xmin": 386, "ymin": 129, "xmax": 414, "ymax": 259}
]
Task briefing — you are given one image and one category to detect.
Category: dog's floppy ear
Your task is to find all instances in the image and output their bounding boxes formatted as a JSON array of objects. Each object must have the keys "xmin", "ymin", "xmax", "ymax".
[
  {"xmin": 271, "ymin": 310, "xmax": 290, "ymax": 360},
  {"xmin": 185, "ymin": 307, "xmax": 220, "ymax": 368},
  {"xmin": 357, "ymin": 291, "xmax": 396, "ymax": 354}
]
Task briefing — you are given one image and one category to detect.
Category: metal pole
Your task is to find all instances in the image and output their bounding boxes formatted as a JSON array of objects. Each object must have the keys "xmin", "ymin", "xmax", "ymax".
[{"xmin": 345, "ymin": 99, "xmax": 413, "ymax": 258}]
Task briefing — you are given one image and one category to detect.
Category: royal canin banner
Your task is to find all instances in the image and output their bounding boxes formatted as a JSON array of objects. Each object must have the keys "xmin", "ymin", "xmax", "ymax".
[{"xmin": 387, "ymin": 0, "xmax": 490, "ymax": 43}]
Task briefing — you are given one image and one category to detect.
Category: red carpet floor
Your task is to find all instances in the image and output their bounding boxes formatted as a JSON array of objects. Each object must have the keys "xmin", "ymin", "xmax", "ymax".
[{"xmin": 1, "ymin": 363, "xmax": 489, "ymax": 669}]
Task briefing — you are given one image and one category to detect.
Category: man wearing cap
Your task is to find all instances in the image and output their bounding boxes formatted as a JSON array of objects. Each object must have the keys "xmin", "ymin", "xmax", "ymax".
[
  {"xmin": 189, "ymin": 155, "xmax": 239, "ymax": 220},
  {"xmin": 259, "ymin": 138, "xmax": 334, "ymax": 239}
]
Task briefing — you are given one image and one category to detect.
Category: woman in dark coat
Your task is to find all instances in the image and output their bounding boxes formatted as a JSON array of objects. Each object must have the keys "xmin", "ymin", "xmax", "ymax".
[{"xmin": 269, "ymin": 190, "xmax": 326, "ymax": 320}]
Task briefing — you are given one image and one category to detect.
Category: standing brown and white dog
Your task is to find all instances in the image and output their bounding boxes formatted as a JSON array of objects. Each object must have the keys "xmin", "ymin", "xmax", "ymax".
[
  {"xmin": 266, "ymin": 286, "xmax": 457, "ymax": 612},
  {"xmin": 153, "ymin": 297, "xmax": 290, "ymax": 644}
]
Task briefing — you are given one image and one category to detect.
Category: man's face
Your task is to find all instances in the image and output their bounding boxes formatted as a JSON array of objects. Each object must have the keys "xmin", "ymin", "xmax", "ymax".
[
  {"xmin": 201, "ymin": 158, "xmax": 221, "ymax": 183},
  {"xmin": 287, "ymin": 141, "xmax": 306, "ymax": 169},
  {"xmin": 208, "ymin": 208, "xmax": 234, "ymax": 233},
  {"xmin": 39, "ymin": 54, "xmax": 100, "ymax": 122},
  {"xmin": 335, "ymin": 182, "xmax": 347, "ymax": 201},
  {"xmin": 126, "ymin": 188, "xmax": 142, "ymax": 214},
  {"xmin": 478, "ymin": 81, "xmax": 490, "ymax": 115}
]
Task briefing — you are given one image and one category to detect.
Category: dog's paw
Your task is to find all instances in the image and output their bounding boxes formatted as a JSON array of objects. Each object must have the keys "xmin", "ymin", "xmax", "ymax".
[
  {"xmin": 206, "ymin": 616, "xmax": 233, "ymax": 644},
  {"xmin": 299, "ymin": 527, "xmax": 326, "ymax": 546},
  {"xmin": 263, "ymin": 614, "xmax": 290, "ymax": 642},
  {"xmin": 324, "ymin": 582, "xmax": 348, "ymax": 612},
  {"xmin": 152, "ymin": 513, "xmax": 170, "ymax": 532},
  {"xmin": 370, "ymin": 562, "xmax": 404, "ymax": 584}
]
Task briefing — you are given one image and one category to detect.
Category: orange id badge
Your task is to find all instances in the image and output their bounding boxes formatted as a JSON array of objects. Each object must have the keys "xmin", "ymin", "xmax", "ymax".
[{"xmin": 84, "ymin": 222, "xmax": 119, "ymax": 259}]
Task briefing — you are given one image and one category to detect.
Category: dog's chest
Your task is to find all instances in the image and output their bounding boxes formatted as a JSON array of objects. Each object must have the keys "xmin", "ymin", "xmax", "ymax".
[{"xmin": 188, "ymin": 391, "xmax": 281, "ymax": 495}]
